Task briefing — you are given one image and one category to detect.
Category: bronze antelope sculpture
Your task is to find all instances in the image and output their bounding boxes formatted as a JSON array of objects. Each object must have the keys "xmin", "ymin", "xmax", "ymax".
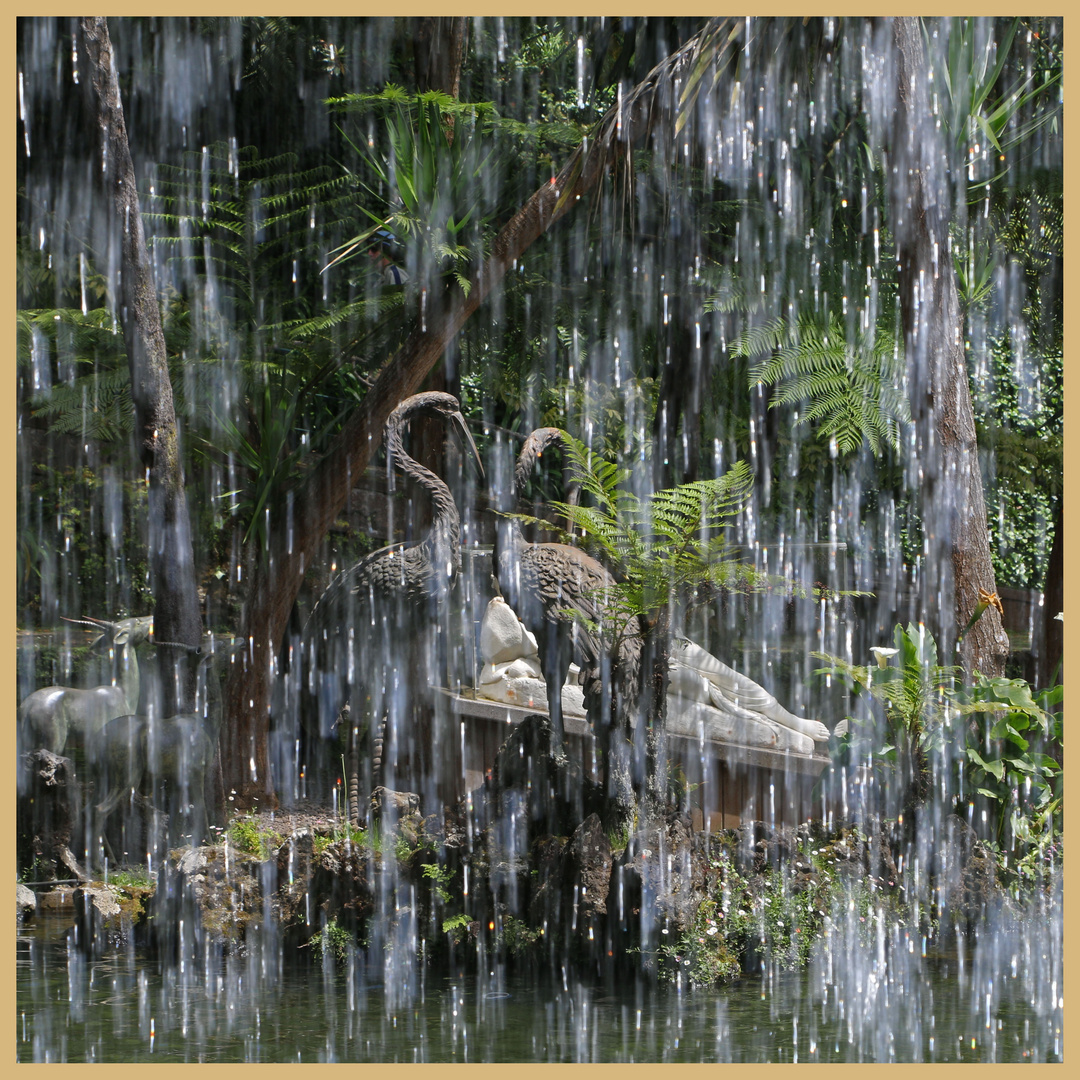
[
  {"xmin": 18, "ymin": 615, "xmax": 154, "ymax": 759},
  {"xmin": 91, "ymin": 634, "xmax": 237, "ymax": 861}
]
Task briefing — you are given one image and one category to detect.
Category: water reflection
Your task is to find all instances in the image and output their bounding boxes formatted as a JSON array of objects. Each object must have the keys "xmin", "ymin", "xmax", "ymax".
[{"xmin": 17, "ymin": 911, "xmax": 1061, "ymax": 1063}]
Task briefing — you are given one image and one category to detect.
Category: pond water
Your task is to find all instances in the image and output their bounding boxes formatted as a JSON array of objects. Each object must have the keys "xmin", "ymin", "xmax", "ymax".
[{"xmin": 17, "ymin": 912, "xmax": 1061, "ymax": 1063}]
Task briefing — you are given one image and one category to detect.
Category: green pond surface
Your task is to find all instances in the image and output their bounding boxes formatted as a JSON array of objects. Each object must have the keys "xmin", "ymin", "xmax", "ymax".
[{"xmin": 16, "ymin": 912, "xmax": 1061, "ymax": 1063}]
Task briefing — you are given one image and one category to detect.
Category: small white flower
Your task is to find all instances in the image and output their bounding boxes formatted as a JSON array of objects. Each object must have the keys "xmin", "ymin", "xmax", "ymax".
[
  {"xmin": 870, "ymin": 647, "xmax": 899, "ymax": 669},
  {"xmin": 706, "ymin": 925, "xmax": 718, "ymax": 936},
  {"xmin": 661, "ymin": 928, "xmax": 669, "ymax": 935}
]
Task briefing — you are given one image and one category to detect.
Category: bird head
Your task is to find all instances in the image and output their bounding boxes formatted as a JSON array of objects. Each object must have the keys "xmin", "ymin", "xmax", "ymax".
[{"xmin": 412, "ymin": 392, "xmax": 484, "ymax": 480}]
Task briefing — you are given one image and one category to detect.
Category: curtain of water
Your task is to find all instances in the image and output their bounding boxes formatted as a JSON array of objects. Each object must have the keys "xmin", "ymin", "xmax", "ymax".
[{"xmin": 17, "ymin": 16, "xmax": 1062, "ymax": 1060}]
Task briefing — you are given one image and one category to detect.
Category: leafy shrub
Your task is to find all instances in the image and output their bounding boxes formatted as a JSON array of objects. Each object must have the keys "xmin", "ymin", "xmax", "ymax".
[{"xmin": 309, "ymin": 917, "xmax": 353, "ymax": 963}]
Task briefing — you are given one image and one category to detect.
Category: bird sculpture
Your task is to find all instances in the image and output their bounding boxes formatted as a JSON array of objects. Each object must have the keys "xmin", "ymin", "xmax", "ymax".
[
  {"xmin": 304, "ymin": 391, "xmax": 482, "ymax": 820},
  {"xmin": 496, "ymin": 427, "xmax": 640, "ymax": 760}
]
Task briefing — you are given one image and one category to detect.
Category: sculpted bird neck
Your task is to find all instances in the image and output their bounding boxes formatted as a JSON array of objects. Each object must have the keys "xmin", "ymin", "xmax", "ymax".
[{"xmin": 385, "ymin": 404, "xmax": 461, "ymax": 574}]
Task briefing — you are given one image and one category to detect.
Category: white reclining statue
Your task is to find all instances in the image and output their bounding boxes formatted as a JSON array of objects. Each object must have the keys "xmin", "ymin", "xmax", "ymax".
[
  {"xmin": 665, "ymin": 638, "xmax": 828, "ymax": 755},
  {"xmin": 476, "ymin": 596, "xmax": 586, "ymax": 717},
  {"xmin": 475, "ymin": 597, "xmax": 829, "ymax": 756}
]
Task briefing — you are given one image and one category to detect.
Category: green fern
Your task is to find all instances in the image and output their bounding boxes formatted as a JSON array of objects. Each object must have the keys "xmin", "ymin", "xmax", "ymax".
[
  {"xmin": 144, "ymin": 144, "xmax": 356, "ymax": 321},
  {"xmin": 733, "ymin": 313, "xmax": 910, "ymax": 456},
  {"xmin": 530, "ymin": 431, "xmax": 759, "ymax": 634},
  {"xmin": 994, "ymin": 190, "xmax": 1063, "ymax": 269}
]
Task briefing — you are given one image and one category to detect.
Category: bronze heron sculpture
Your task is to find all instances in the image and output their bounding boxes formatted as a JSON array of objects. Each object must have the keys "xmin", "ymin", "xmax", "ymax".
[
  {"xmin": 495, "ymin": 427, "xmax": 637, "ymax": 760},
  {"xmin": 304, "ymin": 391, "xmax": 482, "ymax": 820}
]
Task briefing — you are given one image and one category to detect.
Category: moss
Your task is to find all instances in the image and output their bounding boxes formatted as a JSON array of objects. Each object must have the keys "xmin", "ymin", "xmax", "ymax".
[
  {"xmin": 113, "ymin": 885, "xmax": 154, "ymax": 925},
  {"xmin": 227, "ymin": 812, "xmax": 285, "ymax": 859}
]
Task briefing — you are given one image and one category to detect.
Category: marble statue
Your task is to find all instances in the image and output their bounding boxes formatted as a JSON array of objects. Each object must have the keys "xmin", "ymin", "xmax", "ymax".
[{"xmin": 475, "ymin": 597, "xmax": 828, "ymax": 756}]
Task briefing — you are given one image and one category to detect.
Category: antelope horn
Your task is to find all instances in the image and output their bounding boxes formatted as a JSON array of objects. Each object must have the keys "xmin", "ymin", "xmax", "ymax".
[
  {"xmin": 153, "ymin": 640, "xmax": 204, "ymax": 654},
  {"xmin": 62, "ymin": 615, "xmax": 116, "ymax": 631}
]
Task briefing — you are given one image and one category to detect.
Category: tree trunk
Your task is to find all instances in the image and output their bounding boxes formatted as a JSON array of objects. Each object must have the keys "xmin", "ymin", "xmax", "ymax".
[
  {"xmin": 413, "ymin": 17, "xmax": 470, "ymax": 100},
  {"xmin": 221, "ymin": 19, "xmax": 737, "ymax": 808},
  {"xmin": 76, "ymin": 17, "xmax": 203, "ymax": 714},
  {"xmin": 1037, "ymin": 501, "xmax": 1063, "ymax": 687},
  {"xmin": 889, "ymin": 17, "xmax": 1009, "ymax": 678},
  {"xmin": 412, "ymin": 17, "xmax": 471, "ymax": 518}
]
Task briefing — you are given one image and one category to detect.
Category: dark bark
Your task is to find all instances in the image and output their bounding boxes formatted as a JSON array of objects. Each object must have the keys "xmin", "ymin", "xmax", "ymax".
[
  {"xmin": 412, "ymin": 17, "xmax": 470, "ymax": 513},
  {"xmin": 889, "ymin": 17, "xmax": 1009, "ymax": 678},
  {"xmin": 76, "ymin": 18, "xmax": 203, "ymax": 713},
  {"xmin": 222, "ymin": 19, "xmax": 739, "ymax": 808},
  {"xmin": 652, "ymin": 298, "xmax": 705, "ymax": 489},
  {"xmin": 413, "ymin": 17, "xmax": 469, "ymax": 100},
  {"xmin": 1037, "ymin": 502, "xmax": 1063, "ymax": 687}
]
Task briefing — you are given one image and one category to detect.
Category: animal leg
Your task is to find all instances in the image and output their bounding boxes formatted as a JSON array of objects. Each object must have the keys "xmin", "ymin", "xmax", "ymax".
[{"xmin": 542, "ymin": 622, "xmax": 574, "ymax": 758}]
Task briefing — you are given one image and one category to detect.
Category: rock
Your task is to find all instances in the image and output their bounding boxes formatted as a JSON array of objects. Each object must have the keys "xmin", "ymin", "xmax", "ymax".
[
  {"xmin": 370, "ymin": 787, "xmax": 420, "ymax": 821},
  {"xmin": 938, "ymin": 814, "xmax": 977, "ymax": 885},
  {"xmin": 936, "ymin": 815, "xmax": 1003, "ymax": 922},
  {"xmin": 17, "ymin": 883, "xmax": 36, "ymax": 920},
  {"xmin": 612, "ymin": 811, "xmax": 702, "ymax": 942},
  {"xmin": 527, "ymin": 817, "xmax": 612, "ymax": 932},
  {"xmin": 734, "ymin": 821, "xmax": 770, "ymax": 871},
  {"xmin": 152, "ymin": 844, "xmax": 265, "ymax": 954},
  {"xmin": 566, "ymin": 813, "xmax": 612, "ymax": 922},
  {"xmin": 277, "ymin": 829, "xmax": 317, "ymax": 884},
  {"xmin": 57, "ymin": 845, "xmax": 90, "ymax": 884},
  {"xmin": 17, "ymin": 750, "xmax": 82, "ymax": 879},
  {"xmin": 958, "ymin": 844, "xmax": 1003, "ymax": 920},
  {"xmin": 73, "ymin": 884, "xmax": 125, "ymax": 954},
  {"xmin": 311, "ymin": 841, "xmax": 376, "ymax": 933},
  {"xmin": 37, "ymin": 887, "xmax": 76, "ymax": 912},
  {"xmin": 175, "ymin": 846, "xmax": 212, "ymax": 877},
  {"xmin": 526, "ymin": 836, "xmax": 567, "ymax": 927},
  {"xmin": 490, "ymin": 713, "xmax": 605, "ymax": 840}
]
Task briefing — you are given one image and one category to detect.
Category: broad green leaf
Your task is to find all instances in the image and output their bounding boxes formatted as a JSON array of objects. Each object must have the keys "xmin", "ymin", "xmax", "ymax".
[{"xmin": 966, "ymin": 747, "xmax": 1004, "ymax": 780}]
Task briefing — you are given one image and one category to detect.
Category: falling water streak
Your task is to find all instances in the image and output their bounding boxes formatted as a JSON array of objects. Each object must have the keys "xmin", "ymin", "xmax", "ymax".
[{"xmin": 14, "ymin": 14, "xmax": 1062, "ymax": 1063}]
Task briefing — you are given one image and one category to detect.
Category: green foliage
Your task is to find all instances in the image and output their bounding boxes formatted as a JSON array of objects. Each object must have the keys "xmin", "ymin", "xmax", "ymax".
[
  {"xmin": 18, "ymin": 461, "xmax": 154, "ymax": 622},
  {"xmin": 816, "ymin": 623, "xmax": 959, "ymax": 778},
  {"xmin": 659, "ymin": 843, "xmax": 833, "ymax": 986},
  {"xmin": 442, "ymin": 912, "xmax": 472, "ymax": 942},
  {"xmin": 226, "ymin": 812, "xmax": 285, "ymax": 859},
  {"xmin": 106, "ymin": 866, "xmax": 156, "ymax": 890},
  {"xmin": 658, "ymin": 894, "xmax": 743, "ymax": 985},
  {"xmin": 540, "ymin": 430, "xmax": 758, "ymax": 636},
  {"xmin": 497, "ymin": 914, "xmax": 543, "ymax": 957},
  {"xmin": 819, "ymin": 623, "xmax": 1063, "ymax": 869},
  {"xmin": 974, "ymin": 323, "xmax": 1062, "ymax": 592},
  {"xmin": 733, "ymin": 313, "xmax": 910, "ymax": 456},
  {"xmin": 502, "ymin": 25, "xmax": 615, "ymax": 146},
  {"xmin": 326, "ymin": 87, "xmax": 507, "ymax": 292},
  {"xmin": 952, "ymin": 677, "xmax": 1062, "ymax": 853},
  {"xmin": 924, "ymin": 17, "xmax": 1062, "ymax": 180},
  {"xmin": 146, "ymin": 144, "xmax": 356, "ymax": 324},
  {"xmin": 309, "ymin": 917, "xmax": 353, "ymax": 963},
  {"xmin": 204, "ymin": 355, "xmax": 360, "ymax": 550},
  {"xmin": 311, "ymin": 821, "xmax": 369, "ymax": 856},
  {"xmin": 421, "ymin": 861, "xmax": 455, "ymax": 905}
]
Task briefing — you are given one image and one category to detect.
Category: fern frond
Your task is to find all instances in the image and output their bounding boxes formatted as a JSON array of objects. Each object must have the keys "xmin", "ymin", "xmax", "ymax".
[{"xmin": 740, "ymin": 312, "xmax": 910, "ymax": 456}]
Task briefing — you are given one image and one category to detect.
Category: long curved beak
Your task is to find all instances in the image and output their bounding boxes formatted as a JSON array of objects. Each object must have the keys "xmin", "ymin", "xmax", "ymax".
[{"xmin": 452, "ymin": 411, "xmax": 484, "ymax": 479}]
